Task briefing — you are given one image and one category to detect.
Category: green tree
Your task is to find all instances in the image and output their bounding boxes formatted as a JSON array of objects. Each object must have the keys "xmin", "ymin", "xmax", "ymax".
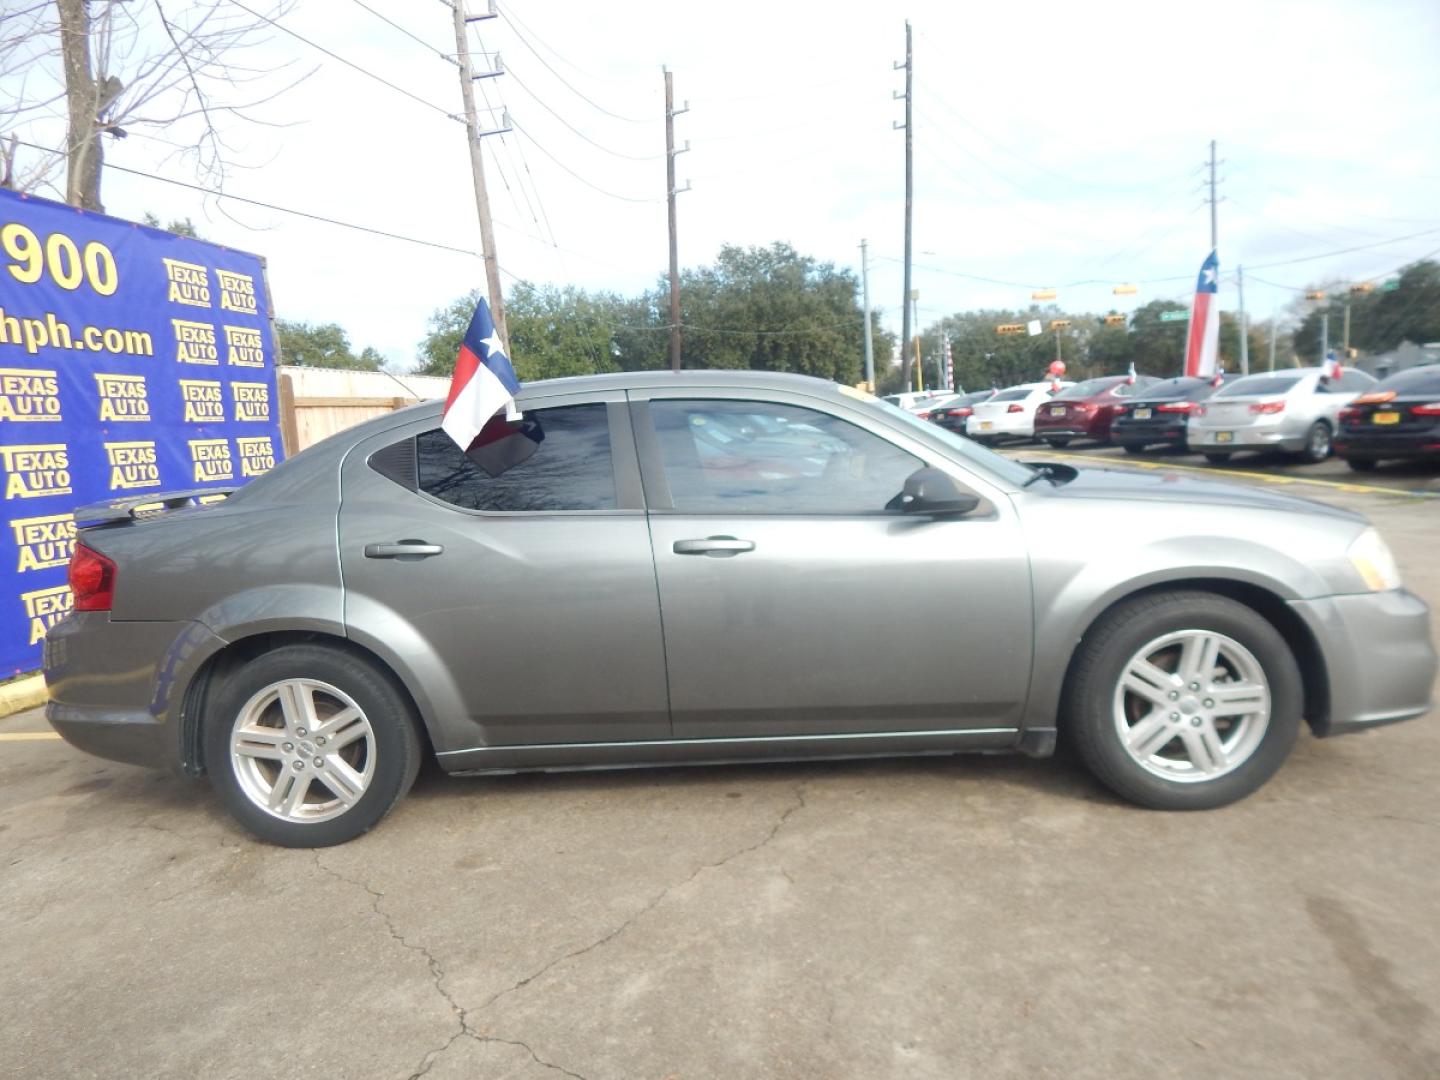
[
  {"xmin": 1293, "ymin": 261, "xmax": 1440, "ymax": 361},
  {"xmin": 276, "ymin": 319, "xmax": 382, "ymax": 370},
  {"xmin": 142, "ymin": 212, "xmax": 201, "ymax": 238}
]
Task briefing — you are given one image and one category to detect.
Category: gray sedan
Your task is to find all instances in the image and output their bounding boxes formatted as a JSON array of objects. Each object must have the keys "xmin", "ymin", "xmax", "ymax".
[
  {"xmin": 1186, "ymin": 366, "xmax": 1377, "ymax": 463},
  {"xmin": 45, "ymin": 372, "xmax": 1435, "ymax": 846}
]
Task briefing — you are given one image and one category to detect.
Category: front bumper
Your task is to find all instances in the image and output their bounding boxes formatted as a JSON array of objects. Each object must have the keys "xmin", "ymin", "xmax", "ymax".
[
  {"xmin": 1289, "ymin": 589, "xmax": 1436, "ymax": 736},
  {"xmin": 44, "ymin": 613, "xmax": 225, "ymax": 771}
]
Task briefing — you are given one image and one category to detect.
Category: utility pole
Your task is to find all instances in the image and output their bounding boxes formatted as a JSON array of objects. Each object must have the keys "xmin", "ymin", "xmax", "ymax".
[
  {"xmin": 1237, "ymin": 263, "xmax": 1249, "ymax": 375},
  {"xmin": 664, "ymin": 68, "xmax": 690, "ymax": 372},
  {"xmin": 910, "ymin": 290, "xmax": 923, "ymax": 391},
  {"xmin": 1320, "ymin": 313, "xmax": 1329, "ymax": 363},
  {"xmin": 1207, "ymin": 138, "xmax": 1219, "ymax": 251},
  {"xmin": 1343, "ymin": 299, "xmax": 1352, "ymax": 352},
  {"xmin": 860, "ymin": 239, "xmax": 875, "ymax": 390},
  {"xmin": 1268, "ymin": 304, "xmax": 1278, "ymax": 371},
  {"xmin": 894, "ymin": 22, "xmax": 913, "ymax": 390},
  {"xmin": 451, "ymin": 0, "xmax": 510, "ymax": 346}
]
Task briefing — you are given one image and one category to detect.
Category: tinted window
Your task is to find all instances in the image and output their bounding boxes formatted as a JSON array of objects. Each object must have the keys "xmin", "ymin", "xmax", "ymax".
[
  {"xmin": 1216, "ymin": 373, "xmax": 1303, "ymax": 397},
  {"xmin": 1336, "ymin": 370, "xmax": 1377, "ymax": 392},
  {"xmin": 991, "ymin": 387, "xmax": 1033, "ymax": 402},
  {"xmin": 1378, "ymin": 366, "xmax": 1440, "ymax": 395},
  {"xmin": 417, "ymin": 403, "xmax": 616, "ymax": 512},
  {"xmin": 1055, "ymin": 378, "xmax": 1117, "ymax": 399},
  {"xmin": 651, "ymin": 400, "xmax": 921, "ymax": 514}
]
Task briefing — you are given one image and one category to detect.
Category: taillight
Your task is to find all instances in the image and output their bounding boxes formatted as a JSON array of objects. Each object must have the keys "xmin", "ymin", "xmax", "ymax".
[
  {"xmin": 1355, "ymin": 390, "xmax": 1396, "ymax": 405},
  {"xmin": 1249, "ymin": 400, "xmax": 1286, "ymax": 415},
  {"xmin": 1412, "ymin": 403, "xmax": 1440, "ymax": 416},
  {"xmin": 1157, "ymin": 401, "xmax": 1196, "ymax": 413},
  {"xmin": 1339, "ymin": 407, "xmax": 1358, "ymax": 422},
  {"xmin": 1193, "ymin": 405, "xmax": 1207, "ymax": 417},
  {"xmin": 955, "ymin": 407, "xmax": 973, "ymax": 418},
  {"xmin": 1007, "ymin": 403, "xmax": 1023, "ymax": 413},
  {"xmin": 69, "ymin": 543, "xmax": 116, "ymax": 612}
]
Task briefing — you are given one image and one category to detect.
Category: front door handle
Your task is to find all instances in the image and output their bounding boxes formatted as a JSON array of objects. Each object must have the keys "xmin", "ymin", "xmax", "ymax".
[
  {"xmin": 673, "ymin": 536, "xmax": 755, "ymax": 557},
  {"xmin": 364, "ymin": 541, "xmax": 444, "ymax": 559}
]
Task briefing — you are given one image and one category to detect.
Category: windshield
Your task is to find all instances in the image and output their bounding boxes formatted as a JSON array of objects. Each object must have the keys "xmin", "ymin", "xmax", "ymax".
[
  {"xmin": 1215, "ymin": 372, "xmax": 1304, "ymax": 397},
  {"xmin": 1055, "ymin": 378, "xmax": 1117, "ymax": 400},
  {"xmin": 990, "ymin": 387, "xmax": 1033, "ymax": 402},
  {"xmin": 1377, "ymin": 365, "xmax": 1440, "ymax": 394},
  {"xmin": 868, "ymin": 397, "xmax": 1036, "ymax": 487}
]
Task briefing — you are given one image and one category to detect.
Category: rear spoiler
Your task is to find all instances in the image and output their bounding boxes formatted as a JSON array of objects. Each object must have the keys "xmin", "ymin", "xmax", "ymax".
[{"xmin": 73, "ymin": 488, "xmax": 237, "ymax": 528}]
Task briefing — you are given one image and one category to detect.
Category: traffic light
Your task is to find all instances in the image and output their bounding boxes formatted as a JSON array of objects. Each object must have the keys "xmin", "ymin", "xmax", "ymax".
[
  {"xmin": 996, "ymin": 323, "xmax": 1026, "ymax": 335},
  {"xmin": 1305, "ymin": 290, "xmax": 1326, "ymax": 300},
  {"xmin": 1103, "ymin": 314, "xmax": 1126, "ymax": 327},
  {"xmin": 1049, "ymin": 319, "xmax": 1071, "ymax": 330},
  {"xmin": 1350, "ymin": 283, "xmax": 1374, "ymax": 294},
  {"xmin": 1112, "ymin": 284, "xmax": 1138, "ymax": 295},
  {"xmin": 1031, "ymin": 288, "xmax": 1057, "ymax": 301}
]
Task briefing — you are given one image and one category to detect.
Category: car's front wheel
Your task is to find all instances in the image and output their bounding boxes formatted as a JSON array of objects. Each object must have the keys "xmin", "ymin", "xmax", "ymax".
[
  {"xmin": 1122, "ymin": 443, "xmax": 1147, "ymax": 455},
  {"xmin": 1044, "ymin": 437, "xmax": 1071, "ymax": 448},
  {"xmin": 1064, "ymin": 591, "xmax": 1301, "ymax": 810},
  {"xmin": 1203, "ymin": 452, "xmax": 1231, "ymax": 464},
  {"xmin": 205, "ymin": 644, "xmax": 424, "ymax": 847}
]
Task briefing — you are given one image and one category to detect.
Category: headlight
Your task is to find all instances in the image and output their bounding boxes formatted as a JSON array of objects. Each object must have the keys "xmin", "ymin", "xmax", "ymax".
[{"xmin": 1347, "ymin": 528, "xmax": 1402, "ymax": 592}]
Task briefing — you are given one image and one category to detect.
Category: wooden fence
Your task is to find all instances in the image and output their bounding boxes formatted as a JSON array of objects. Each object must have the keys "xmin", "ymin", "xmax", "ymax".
[{"xmin": 275, "ymin": 367, "xmax": 450, "ymax": 454}]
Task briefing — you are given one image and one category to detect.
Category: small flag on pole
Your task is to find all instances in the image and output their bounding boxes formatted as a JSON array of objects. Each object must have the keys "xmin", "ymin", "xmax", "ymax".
[
  {"xmin": 1126, "ymin": 361, "xmax": 1138, "ymax": 385},
  {"xmin": 1323, "ymin": 350, "xmax": 1343, "ymax": 380},
  {"xmin": 1183, "ymin": 250, "xmax": 1220, "ymax": 379},
  {"xmin": 942, "ymin": 333, "xmax": 954, "ymax": 391},
  {"xmin": 442, "ymin": 297, "xmax": 521, "ymax": 454}
]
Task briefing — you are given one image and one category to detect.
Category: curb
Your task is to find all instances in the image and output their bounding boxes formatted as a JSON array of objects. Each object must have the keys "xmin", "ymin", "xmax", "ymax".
[{"xmin": 0, "ymin": 674, "xmax": 48, "ymax": 719}]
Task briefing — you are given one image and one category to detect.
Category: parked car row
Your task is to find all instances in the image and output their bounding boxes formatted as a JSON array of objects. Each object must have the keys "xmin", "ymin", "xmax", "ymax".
[{"xmin": 911, "ymin": 365, "xmax": 1440, "ymax": 470}]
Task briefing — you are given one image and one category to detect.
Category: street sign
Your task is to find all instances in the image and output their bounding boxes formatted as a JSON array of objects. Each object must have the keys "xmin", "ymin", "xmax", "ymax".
[
  {"xmin": 1159, "ymin": 310, "xmax": 1188, "ymax": 322},
  {"xmin": 1382, "ymin": 279, "xmax": 1400, "ymax": 293}
]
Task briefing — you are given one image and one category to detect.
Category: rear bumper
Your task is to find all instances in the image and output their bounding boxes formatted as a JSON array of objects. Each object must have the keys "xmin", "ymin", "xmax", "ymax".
[
  {"xmin": 43, "ymin": 613, "xmax": 224, "ymax": 771},
  {"xmin": 1289, "ymin": 589, "xmax": 1436, "ymax": 736},
  {"xmin": 1335, "ymin": 432, "xmax": 1440, "ymax": 460},
  {"xmin": 1111, "ymin": 421, "xmax": 1187, "ymax": 446},
  {"xmin": 1188, "ymin": 424, "xmax": 1307, "ymax": 453}
]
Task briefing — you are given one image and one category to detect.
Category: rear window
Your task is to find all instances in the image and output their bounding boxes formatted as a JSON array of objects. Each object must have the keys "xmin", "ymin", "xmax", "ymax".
[
  {"xmin": 1216, "ymin": 373, "xmax": 1303, "ymax": 397},
  {"xmin": 1054, "ymin": 378, "xmax": 1116, "ymax": 400},
  {"xmin": 1376, "ymin": 366, "xmax": 1440, "ymax": 395},
  {"xmin": 1134, "ymin": 376, "xmax": 1207, "ymax": 401},
  {"xmin": 990, "ymin": 387, "xmax": 1032, "ymax": 402}
]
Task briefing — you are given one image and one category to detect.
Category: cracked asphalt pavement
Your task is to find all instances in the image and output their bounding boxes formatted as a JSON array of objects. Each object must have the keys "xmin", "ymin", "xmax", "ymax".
[{"xmin": 2, "ymin": 474, "xmax": 1438, "ymax": 1079}]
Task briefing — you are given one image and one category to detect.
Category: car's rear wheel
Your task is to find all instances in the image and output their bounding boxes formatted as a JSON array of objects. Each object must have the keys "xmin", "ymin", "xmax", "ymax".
[
  {"xmin": 1346, "ymin": 456, "xmax": 1378, "ymax": 472},
  {"xmin": 1203, "ymin": 452, "xmax": 1231, "ymax": 464},
  {"xmin": 205, "ymin": 644, "xmax": 423, "ymax": 847},
  {"xmin": 1122, "ymin": 443, "xmax": 1147, "ymax": 455},
  {"xmin": 1044, "ymin": 437, "xmax": 1071, "ymax": 448},
  {"xmin": 1064, "ymin": 591, "xmax": 1301, "ymax": 810},
  {"xmin": 1300, "ymin": 421, "xmax": 1332, "ymax": 464}
]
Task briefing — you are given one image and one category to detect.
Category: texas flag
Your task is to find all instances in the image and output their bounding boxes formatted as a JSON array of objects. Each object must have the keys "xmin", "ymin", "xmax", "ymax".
[
  {"xmin": 442, "ymin": 297, "xmax": 521, "ymax": 454},
  {"xmin": 1183, "ymin": 250, "xmax": 1220, "ymax": 379}
]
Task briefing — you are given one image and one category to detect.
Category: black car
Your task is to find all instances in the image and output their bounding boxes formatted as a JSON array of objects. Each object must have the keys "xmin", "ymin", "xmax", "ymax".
[
  {"xmin": 1110, "ymin": 375, "xmax": 1229, "ymax": 454},
  {"xmin": 930, "ymin": 389, "xmax": 998, "ymax": 434},
  {"xmin": 1335, "ymin": 365, "xmax": 1440, "ymax": 471}
]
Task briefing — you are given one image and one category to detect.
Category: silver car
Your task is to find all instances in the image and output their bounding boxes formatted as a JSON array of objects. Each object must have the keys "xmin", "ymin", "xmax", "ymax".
[
  {"xmin": 45, "ymin": 371, "xmax": 1435, "ymax": 846},
  {"xmin": 1186, "ymin": 366, "xmax": 1377, "ymax": 464}
]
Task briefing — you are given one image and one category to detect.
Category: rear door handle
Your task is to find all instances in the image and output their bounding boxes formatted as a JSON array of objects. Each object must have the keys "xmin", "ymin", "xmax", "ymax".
[
  {"xmin": 672, "ymin": 536, "xmax": 755, "ymax": 557},
  {"xmin": 364, "ymin": 541, "xmax": 444, "ymax": 559}
]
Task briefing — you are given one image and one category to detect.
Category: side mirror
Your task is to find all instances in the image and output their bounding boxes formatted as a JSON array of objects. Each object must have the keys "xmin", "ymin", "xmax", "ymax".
[{"xmin": 900, "ymin": 467, "xmax": 980, "ymax": 516}]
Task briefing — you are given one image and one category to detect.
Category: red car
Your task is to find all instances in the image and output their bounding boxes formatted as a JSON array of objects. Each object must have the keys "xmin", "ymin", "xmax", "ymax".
[{"xmin": 1033, "ymin": 375, "xmax": 1159, "ymax": 447}]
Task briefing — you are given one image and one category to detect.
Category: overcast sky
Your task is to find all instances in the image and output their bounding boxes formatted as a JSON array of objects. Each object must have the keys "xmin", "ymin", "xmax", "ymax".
[{"xmin": 9, "ymin": 0, "xmax": 1440, "ymax": 369}]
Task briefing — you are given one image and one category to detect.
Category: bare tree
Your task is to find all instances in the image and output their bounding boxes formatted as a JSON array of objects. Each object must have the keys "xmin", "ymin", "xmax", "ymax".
[{"xmin": 2, "ymin": 0, "xmax": 309, "ymax": 211}]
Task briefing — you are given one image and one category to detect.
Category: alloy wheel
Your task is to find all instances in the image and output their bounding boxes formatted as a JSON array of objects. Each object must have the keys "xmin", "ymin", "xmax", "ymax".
[
  {"xmin": 229, "ymin": 679, "xmax": 376, "ymax": 823},
  {"xmin": 1111, "ymin": 629, "xmax": 1271, "ymax": 783}
]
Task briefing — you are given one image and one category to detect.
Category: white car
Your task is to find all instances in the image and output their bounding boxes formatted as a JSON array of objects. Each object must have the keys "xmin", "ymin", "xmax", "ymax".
[
  {"xmin": 966, "ymin": 381, "xmax": 1075, "ymax": 443},
  {"xmin": 1187, "ymin": 366, "xmax": 1377, "ymax": 464},
  {"xmin": 883, "ymin": 390, "xmax": 955, "ymax": 411}
]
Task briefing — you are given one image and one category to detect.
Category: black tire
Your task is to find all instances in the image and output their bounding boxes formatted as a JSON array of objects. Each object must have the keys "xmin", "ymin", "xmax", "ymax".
[
  {"xmin": 1345, "ymin": 456, "xmax": 1377, "ymax": 472},
  {"xmin": 1063, "ymin": 590, "xmax": 1302, "ymax": 810},
  {"xmin": 1299, "ymin": 421, "xmax": 1332, "ymax": 464},
  {"xmin": 1203, "ymin": 452, "xmax": 1231, "ymax": 464},
  {"xmin": 205, "ymin": 644, "xmax": 424, "ymax": 847},
  {"xmin": 1044, "ymin": 437, "xmax": 1071, "ymax": 448},
  {"xmin": 1122, "ymin": 444, "xmax": 1146, "ymax": 456}
]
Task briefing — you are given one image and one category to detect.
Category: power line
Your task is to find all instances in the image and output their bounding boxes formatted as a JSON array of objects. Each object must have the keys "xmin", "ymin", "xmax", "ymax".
[
  {"xmin": 494, "ymin": 1, "xmax": 649, "ymax": 93},
  {"xmin": 346, "ymin": 0, "xmax": 453, "ymax": 62},
  {"xmin": 511, "ymin": 117, "xmax": 662, "ymax": 203},
  {"xmin": 497, "ymin": 7, "xmax": 652, "ymax": 123},
  {"xmin": 505, "ymin": 65, "xmax": 662, "ymax": 161},
  {"xmin": 224, "ymin": 0, "xmax": 460, "ymax": 122}
]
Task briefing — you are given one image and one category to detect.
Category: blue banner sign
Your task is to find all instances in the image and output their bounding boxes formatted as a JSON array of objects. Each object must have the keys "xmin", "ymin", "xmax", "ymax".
[{"xmin": 0, "ymin": 188, "xmax": 284, "ymax": 674}]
